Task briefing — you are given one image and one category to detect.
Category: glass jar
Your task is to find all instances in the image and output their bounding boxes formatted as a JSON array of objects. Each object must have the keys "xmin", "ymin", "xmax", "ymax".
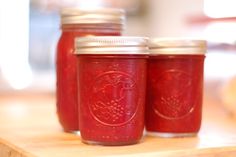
[
  {"xmin": 146, "ymin": 39, "xmax": 206, "ymax": 137},
  {"xmin": 56, "ymin": 8, "xmax": 125, "ymax": 133},
  {"xmin": 75, "ymin": 37, "xmax": 148, "ymax": 145}
]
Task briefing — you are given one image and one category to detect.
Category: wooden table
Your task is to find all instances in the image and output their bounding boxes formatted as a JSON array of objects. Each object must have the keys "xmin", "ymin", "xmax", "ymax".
[{"xmin": 1, "ymin": 92, "xmax": 236, "ymax": 157}]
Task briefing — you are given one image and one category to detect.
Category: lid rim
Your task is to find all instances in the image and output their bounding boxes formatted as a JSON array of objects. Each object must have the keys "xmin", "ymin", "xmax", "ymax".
[
  {"xmin": 149, "ymin": 38, "xmax": 207, "ymax": 55},
  {"xmin": 75, "ymin": 36, "xmax": 148, "ymax": 55}
]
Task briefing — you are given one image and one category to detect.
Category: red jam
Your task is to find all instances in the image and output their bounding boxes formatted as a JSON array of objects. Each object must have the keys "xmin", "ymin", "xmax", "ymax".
[
  {"xmin": 146, "ymin": 55, "xmax": 205, "ymax": 135},
  {"xmin": 77, "ymin": 55, "xmax": 147, "ymax": 145},
  {"xmin": 75, "ymin": 36, "xmax": 148, "ymax": 145},
  {"xmin": 56, "ymin": 25, "xmax": 122, "ymax": 132}
]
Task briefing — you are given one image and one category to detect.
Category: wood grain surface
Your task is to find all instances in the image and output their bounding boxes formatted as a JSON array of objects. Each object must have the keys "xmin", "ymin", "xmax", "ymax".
[{"xmin": 0, "ymin": 92, "xmax": 236, "ymax": 157}]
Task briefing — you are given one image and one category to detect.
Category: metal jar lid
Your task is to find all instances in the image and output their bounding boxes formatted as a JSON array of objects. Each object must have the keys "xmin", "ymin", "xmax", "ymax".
[
  {"xmin": 149, "ymin": 38, "xmax": 207, "ymax": 55},
  {"xmin": 60, "ymin": 8, "xmax": 125, "ymax": 26},
  {"xmin": 75, "ymin": 36, "xmax": 149, "ymax": 55}
]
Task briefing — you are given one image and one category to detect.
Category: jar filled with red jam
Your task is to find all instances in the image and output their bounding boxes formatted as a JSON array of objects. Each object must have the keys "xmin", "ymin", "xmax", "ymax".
[
  {"xmin": 56, "ymin": 8, "xmax": 125, "ymax": 133},
  {"xmin": 146, "ymin": 39, "xmax": 206, "ymax": 137},
  {"xmin": 75, "ymin": 37, "xmax": 148, "ymax": 145}
]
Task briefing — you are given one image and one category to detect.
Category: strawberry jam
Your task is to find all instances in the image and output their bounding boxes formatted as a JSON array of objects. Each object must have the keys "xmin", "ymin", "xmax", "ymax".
[
  {"xmin": 56, "ymin": 8, "xmax": 125, "ymax": 133},
  {"xmin": 75, "ymin": 37, "xmax": 148, "ymax": 145},
  {"xmin": 146, "ymin": 39, "xmax": 206, "ymax": 137}
]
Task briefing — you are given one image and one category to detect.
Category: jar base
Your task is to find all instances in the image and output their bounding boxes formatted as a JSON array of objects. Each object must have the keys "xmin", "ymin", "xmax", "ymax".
[
  {"xmin": 82, "ymin": 139, "xmax": 140, "ymax": 146},
  {"xmin": 147, "ymin": 131, "xmax": 197, "ymax": 138}
]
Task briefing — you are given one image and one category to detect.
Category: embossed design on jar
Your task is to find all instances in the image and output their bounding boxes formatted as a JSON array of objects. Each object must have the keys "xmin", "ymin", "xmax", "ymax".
[
  {"xmin": 152, "ymin": 69, "xmax": 195, "ymax": 119},
  {"xmin": 89, "ymin": 71, "xmax": 138, "ymax": 126}
]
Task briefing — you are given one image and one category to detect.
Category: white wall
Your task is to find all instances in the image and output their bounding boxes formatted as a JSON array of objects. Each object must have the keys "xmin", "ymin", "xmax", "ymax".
[{"xmin": 126, "ymin": 0, "xmax": 204, "ymax": 37}]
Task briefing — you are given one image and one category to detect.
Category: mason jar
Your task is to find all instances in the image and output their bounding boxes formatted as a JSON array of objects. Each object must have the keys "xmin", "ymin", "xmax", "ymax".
[
  {"xmin": 56, "ymin": 8, "xmax": 125, "ymax": 133},
  {"xmin": 146, "ymin": 39, "xmax": 206, "ymax": 137},
  {"xmin": 75, "ymin": 36, "xmax": 148, "ymax": 145}
]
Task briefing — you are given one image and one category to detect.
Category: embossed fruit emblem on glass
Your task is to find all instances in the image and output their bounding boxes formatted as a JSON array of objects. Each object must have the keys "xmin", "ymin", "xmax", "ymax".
[
  {"xmin": 90, "ymin": 71, "xmax": 138, "ymax": 126},
  {"xmin": 153, "ymin": 69, "xmax": 195, "ymax": 119}
]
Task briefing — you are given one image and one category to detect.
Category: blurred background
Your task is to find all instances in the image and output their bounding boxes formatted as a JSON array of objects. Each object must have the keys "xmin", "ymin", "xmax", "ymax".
[{"xmin": 1, "ymin": 0, "xmax": 236, "ymax": 112}]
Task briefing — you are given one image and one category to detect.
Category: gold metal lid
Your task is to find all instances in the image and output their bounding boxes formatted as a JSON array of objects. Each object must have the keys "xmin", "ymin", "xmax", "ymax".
[
  {"xmin": 75, "ymin": 36, "xmax": 148, "ymax": 55},
  {"xmin": 149, "ymin": 38, "xmax": 207, "ymax": 55},
  {"xmin": 60, "ymin": 8, "xmax": 125, "ymax": 26}
]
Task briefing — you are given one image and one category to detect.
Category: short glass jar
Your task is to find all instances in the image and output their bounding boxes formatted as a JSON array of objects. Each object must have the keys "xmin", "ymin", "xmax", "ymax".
[
  {"xmin": 75, "ymin": 37, "xmax": 148, "ymax": 145},
  {"xmin": 146, "ymin": 39, "xmax": 206, "ymax": 137},
  {"xmin": 56, "ymin": 8, "xmax": 125, "ymax": 133}
]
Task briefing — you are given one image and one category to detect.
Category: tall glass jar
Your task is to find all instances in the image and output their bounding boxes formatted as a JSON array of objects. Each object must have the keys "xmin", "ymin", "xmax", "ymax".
[
  {"xmin": 75, "ymin": 37, "xmax": 148, "ymax": 145},
  {"xmin": 146, "ymin": 39, "xmax": 206, "ymax": 137},
  {"xmin": 56, "ymin": 8, "xmax": 125, "ymax": 133}
]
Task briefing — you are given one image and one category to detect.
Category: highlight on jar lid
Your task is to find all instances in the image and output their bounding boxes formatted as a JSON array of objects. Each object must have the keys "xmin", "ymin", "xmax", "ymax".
[
  {"xmin": 60, "ymin": 8, "xmax": 125, "ymax": 26},
  {"xmin": 149, "ymin": 38, "xmax": 207, "ymax": 55},
  {"xmin": 75, "ymin": 36, "xmax": 149, "ymax": 55}
]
